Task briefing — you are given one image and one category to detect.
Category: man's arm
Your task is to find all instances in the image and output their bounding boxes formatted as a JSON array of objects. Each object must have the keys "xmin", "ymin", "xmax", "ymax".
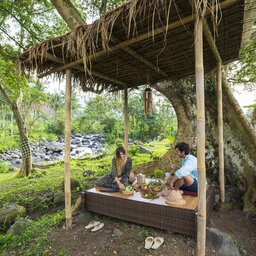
[
  {"xmin": 175, "ymin": 157, "xmax": 196, "ymax": 179},
  {"xmin": 168, "ymin": 175, "xmax": 179, "ymax": 189}
]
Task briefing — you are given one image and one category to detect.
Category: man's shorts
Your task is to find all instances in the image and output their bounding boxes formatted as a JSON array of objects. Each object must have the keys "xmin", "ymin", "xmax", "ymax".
[{"xmin": 180, "ymin": 179, "xmax": 198, "ymax": 192}]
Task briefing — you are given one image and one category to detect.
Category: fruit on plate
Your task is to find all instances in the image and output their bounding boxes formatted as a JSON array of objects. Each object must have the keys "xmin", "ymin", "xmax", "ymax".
[
  {"xmin": 142, "ymin": 184, "xmax": 149, "ymax": 190},
  {"xmin": 132, "ymin": 184, "xmax": 141, "ymax": 191},
  {"xmin": 124, "ymin": 185, "xmax": 133, "ymax": 192},
  {"xmin": 141, "ymin": 191, "xmax": 159, "ymax": 199},
  {"xmin": 152, "ymin": 185, "xmax": 164, "ymax": 192}
]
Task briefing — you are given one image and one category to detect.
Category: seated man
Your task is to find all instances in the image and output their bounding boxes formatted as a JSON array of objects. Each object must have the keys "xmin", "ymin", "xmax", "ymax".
[{"xmin": 168, "ymin": 142, "xmax": 198, "ymax": 192}]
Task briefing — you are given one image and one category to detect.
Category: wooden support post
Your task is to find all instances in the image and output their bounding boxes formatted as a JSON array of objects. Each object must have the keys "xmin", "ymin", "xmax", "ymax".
[
  {"xmin": 195, "ymin": 16, "xmax": 206, "ymax": 256},
  {"xmin": 217, "ymin": 62, "xmax": 225, "ymax": 203},
  {"xmin": 64, "ymin": 69, "xmax": 72, "ymax": 228},
  {"xmin": 124, "ymin": 87, "xmax": 129, "ymax": 153}
]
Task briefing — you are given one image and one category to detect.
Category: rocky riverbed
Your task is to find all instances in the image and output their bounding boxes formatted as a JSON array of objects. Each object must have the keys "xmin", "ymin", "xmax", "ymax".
[{"xmin": 0, "ymin": 134, "xmax": 105, "ymax": 167}]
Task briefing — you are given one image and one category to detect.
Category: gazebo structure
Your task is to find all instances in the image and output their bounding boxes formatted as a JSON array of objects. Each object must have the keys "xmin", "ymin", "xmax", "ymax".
[{"xmin": 19, "ymin": 0, "xmax": 251, "ymax": 255}]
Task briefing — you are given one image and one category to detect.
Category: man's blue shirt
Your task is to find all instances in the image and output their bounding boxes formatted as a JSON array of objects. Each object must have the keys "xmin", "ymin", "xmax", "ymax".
[{"xmin": 175, "ymin": 154, "xmax": 198, "ymax": 181}]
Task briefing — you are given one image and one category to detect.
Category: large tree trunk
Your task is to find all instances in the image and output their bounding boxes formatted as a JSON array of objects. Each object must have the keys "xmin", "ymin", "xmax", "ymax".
[
  {"xmin": 151, "ymin": 74, "xmax": 256, "ymax": 216},
  {"xmin": 50, "ymin": 0, "xmax": 86, "ymax": 29},
  {"xmin": 0, "ymin": 84, "xmax": 32, "ymax": 176}
]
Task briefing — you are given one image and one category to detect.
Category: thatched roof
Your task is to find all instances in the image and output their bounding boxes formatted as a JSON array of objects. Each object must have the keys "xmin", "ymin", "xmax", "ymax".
[{"xmin": 19, "ymin": 0, "xmax": 251, "ymax": 93}]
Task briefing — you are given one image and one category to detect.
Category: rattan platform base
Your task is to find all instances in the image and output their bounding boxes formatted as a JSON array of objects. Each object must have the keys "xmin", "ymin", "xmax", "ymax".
[{"xmin": 84, "ymin": 186, "xmax": 215, "ymax": 236}]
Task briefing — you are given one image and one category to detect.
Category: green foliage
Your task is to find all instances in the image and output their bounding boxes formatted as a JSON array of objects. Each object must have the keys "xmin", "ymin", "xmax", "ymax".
[
  {"xmin": 243, "ymin": 104, "xmax": 256, "ymax": 109},
  {"xmin": 150, "ymin": 153, "xmax": 160, "ymax": 161},
  {"xmin": 0, "ymin": 0, "xmax": 68, "ymax": 50},
  {"xmin": 0, "ymin": 135, "xmax": 19, "ymax": 152},
  {"xmin": 115, "ymin": 138, "xmax": 123, "ymax": 147},
  {"xmin": 129, "ymin": 144, "xmax": 140, "ymax": 156},
  {"xmin": 0, "ymin": 57, "xmax": 28, "ymax": 99},
  {"xmin": 233, "ymin": 29, "xmax": 256, "ymax": 89},
  {"xmin": 46, "ymin": 118, "xmax": 65, "ymax": 136},
  {"xmin": 85, "ymin": 0, "xmax": 126, "ymax": 16},
  {"xmin": 128, "ymin": 91, "xmax": 177, "ymax": 142},
  {"xmin": 0, "ymin": 211, "xmax": 65, "ymax": 254},
  {"xmin": 154, "ymin": 169, "xmax": 164, "ymax": 179},
  {"xmin": 29, "ymin": 130, "xmax": 57, "ymax": 143},
  {"xmin": 0, "ymin": 162, "xmax": 10, "ymax": 174},
  {"xmin": 166, "ymin": 135, "xmax": 175, "ymax": 144}
]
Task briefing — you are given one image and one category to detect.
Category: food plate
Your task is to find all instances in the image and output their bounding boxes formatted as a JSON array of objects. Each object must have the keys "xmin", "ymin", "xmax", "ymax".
[
  {"xmin": 132, "ymin": 184, "xmax": 141, "ymax": 191},
  {"xmin": 152, "ymin": 186, "xmax": 164, "ymax": 192},
  {"xmin": 122, "ymin": 190, "xmax": 134, "ymax": 195},
  {"xmin": 141, "ymin": 193, "xmax": 159, "ymax": 199}
]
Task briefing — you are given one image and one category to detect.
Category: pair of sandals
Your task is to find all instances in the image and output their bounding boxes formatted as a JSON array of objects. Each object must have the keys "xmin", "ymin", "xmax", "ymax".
[
  {"xmin": 85, "ymin": 221, "xmax": 104, "ymax": 232},
  {"xmin": 145, "ymin": 236, "xmax": 164, "ymax": 250}
]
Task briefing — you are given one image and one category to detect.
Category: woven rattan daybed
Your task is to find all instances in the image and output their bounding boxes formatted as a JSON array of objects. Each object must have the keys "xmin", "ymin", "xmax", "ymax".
[{"xmin": 83, "ymin": 185, "xmax": 215, "ymax": 236}]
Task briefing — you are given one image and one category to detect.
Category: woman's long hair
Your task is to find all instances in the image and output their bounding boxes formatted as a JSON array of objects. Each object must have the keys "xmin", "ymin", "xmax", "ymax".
[
  {"xmin": 115, "ymin": 146, "xmax": 126, "ymax": 175},
  {"xmin": 116, "ymin": 146, "xmax": 126, "ymax": 158}
]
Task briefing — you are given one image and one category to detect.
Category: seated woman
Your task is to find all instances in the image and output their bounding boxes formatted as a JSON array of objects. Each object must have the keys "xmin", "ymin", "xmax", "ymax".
[{"xmin": 96, "ymin": 146, "xmax": 133, "ymax": 191}]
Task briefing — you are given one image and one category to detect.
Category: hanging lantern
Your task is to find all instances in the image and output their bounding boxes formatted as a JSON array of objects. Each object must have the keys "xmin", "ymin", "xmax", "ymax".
[{"xmin": 144, "ymin": 87, "xmax": 153, "ymax": 118}]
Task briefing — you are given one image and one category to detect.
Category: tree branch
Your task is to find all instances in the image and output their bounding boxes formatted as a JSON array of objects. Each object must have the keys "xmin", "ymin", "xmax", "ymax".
[
  {"xmin": 0, "ymin": 82, "xmax": 14, "ymax": 107},
  {"xmin": 29, "ymin": 115, "xmax": 44, "ymax": 128},
  {"xmin": 0, "ymin": 98, "xmax": 9, "ymax": 105},
  {"xmin": 0, "ymin": 27, "xmax": 26, "ymax": 50},
  {"xmin": 0, "ymin": 5, "xmax": 41, "ymax": 42}
]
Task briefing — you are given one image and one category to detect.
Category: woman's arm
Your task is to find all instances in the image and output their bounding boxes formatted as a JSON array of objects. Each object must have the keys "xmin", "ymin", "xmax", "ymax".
[{"xmin": 112, "ymin": 157, "xmax": 125, "ymax": 190}]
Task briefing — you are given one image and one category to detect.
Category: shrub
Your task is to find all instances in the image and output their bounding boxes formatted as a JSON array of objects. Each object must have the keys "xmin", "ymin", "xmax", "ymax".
[
  {"xmin": 129, "ymin": 144, "xmax": 139, "ymax": 156},
  {"xmin": 0, "ymin": 162, "xmax": 11, "ymax": 174},
  {"xmin": 154, "ymin": 169, "xmax": 164, "ymax": 179},
  {"xmin": 0, "ymin": 135, "xmax": 19, "ymax": 152},
  {"xmin": 114, "ymin": 138, "xmax": 123, "ymax": 148}
]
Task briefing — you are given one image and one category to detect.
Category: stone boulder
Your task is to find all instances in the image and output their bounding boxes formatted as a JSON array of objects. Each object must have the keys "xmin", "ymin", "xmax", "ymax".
[
  {"xmin": 53, "ymin": 191, "xmax": 65, "ymax": 206},
  {"xmin": 207, "ymin": 227, "xmax": 240, "ymax": 256},
  {"xmin": 46, "ymin": 142, "xmax": 63, "ymax": 152},
  {"xmin": 7, "ymin": 217, "xmax": 33, "ymax": 235},
  {"xmin": 0, "ymin": 204, "xmax": 26, "ymax": 226},
  {"xmin": 139, "ymin": 146, "xmax": 151, "ymax": 154},
  {"xmin": 83, "ymin": 170, "xmax": 96, "ymax": 177},
  {"xmin": 62, "ymin": 179, "xmax": 80, "ymax": 191}
]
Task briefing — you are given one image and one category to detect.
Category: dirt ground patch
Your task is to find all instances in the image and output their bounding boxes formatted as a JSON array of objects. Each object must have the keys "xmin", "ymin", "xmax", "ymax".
[{"xmin": 46, "ymin": 207, "xmax": 256, "ymax": 256}]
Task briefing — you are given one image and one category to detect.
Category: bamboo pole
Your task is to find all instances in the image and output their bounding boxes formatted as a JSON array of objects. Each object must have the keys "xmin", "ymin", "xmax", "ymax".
[
  {"xmin": 124, "ymin": 87, "xmax": 129, "ymax": 153},
  {"xmin": 39, "ymin": 0, "xmax": 239, "ymax": 77},
  {"xmin": 64, "ymin": 69, "xmax": 72, "ymax": 228},
  {"xmin": 217, "ymin": 62, "xmax": 225, "ymax": 203},
  {"xmin": 195, "ymin": 15, "xmax": 206, "ymax": 256}
]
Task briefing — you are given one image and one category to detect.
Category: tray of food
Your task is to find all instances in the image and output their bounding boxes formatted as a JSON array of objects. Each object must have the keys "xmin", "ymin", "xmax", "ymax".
[
  {"xmin": 141, "ymin": 191, "xmax": 159, "ymax": 199},
  {"xmin": 148, "ymin": 180, "xmax": 164, "ymax": 192},
  {"xmin": 121, "ymin": 185, "xmax": 134, "ymax": 195}
]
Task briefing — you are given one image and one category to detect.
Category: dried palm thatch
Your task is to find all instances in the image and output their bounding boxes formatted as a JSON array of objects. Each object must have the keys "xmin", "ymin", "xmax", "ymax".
[{"xmin": 18, "ymin": 0, "xmax": 251, "ymax": 93}]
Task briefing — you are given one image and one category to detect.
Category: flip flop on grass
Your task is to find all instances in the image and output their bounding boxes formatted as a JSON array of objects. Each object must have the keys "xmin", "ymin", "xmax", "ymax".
[
  {"xmin": 85, "ymin": 221, "xmax": 100, "ymax": 230},
  {"xmin": 144, "ymin": 236, "xmax": 154, "ymax": 249},
  {"xmin": 91, "ymin": 222, "xmax": 104, "ymax": 232},
  {"xmin": 151, "ymin": 237, "xmax": 164, "ymax": 249}
]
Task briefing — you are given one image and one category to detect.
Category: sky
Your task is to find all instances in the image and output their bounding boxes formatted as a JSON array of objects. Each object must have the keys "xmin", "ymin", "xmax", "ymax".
[
  {"xmin": 233, "ymin": 85, "xmax": 256, "ymax": 108},
  {"xmin": 44, "ymin": 77, "xmax": 255, "ymax": 114}
]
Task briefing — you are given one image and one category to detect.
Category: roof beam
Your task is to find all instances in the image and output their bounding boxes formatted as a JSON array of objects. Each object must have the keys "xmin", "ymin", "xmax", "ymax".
[
  {"xmin": 41, "ymin": 0, "xmax": 237, "ymax": 77},
  {"xmin": 40, "ymin": 53, "xmax": 128, "ymax": 87},
  {"xmin": 110, "ymin": 35, "xmax": 168, "ymax": 78},
  {"xmin": 202, "ymin": 20, "xmax": 222, "ymax": 62}
]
